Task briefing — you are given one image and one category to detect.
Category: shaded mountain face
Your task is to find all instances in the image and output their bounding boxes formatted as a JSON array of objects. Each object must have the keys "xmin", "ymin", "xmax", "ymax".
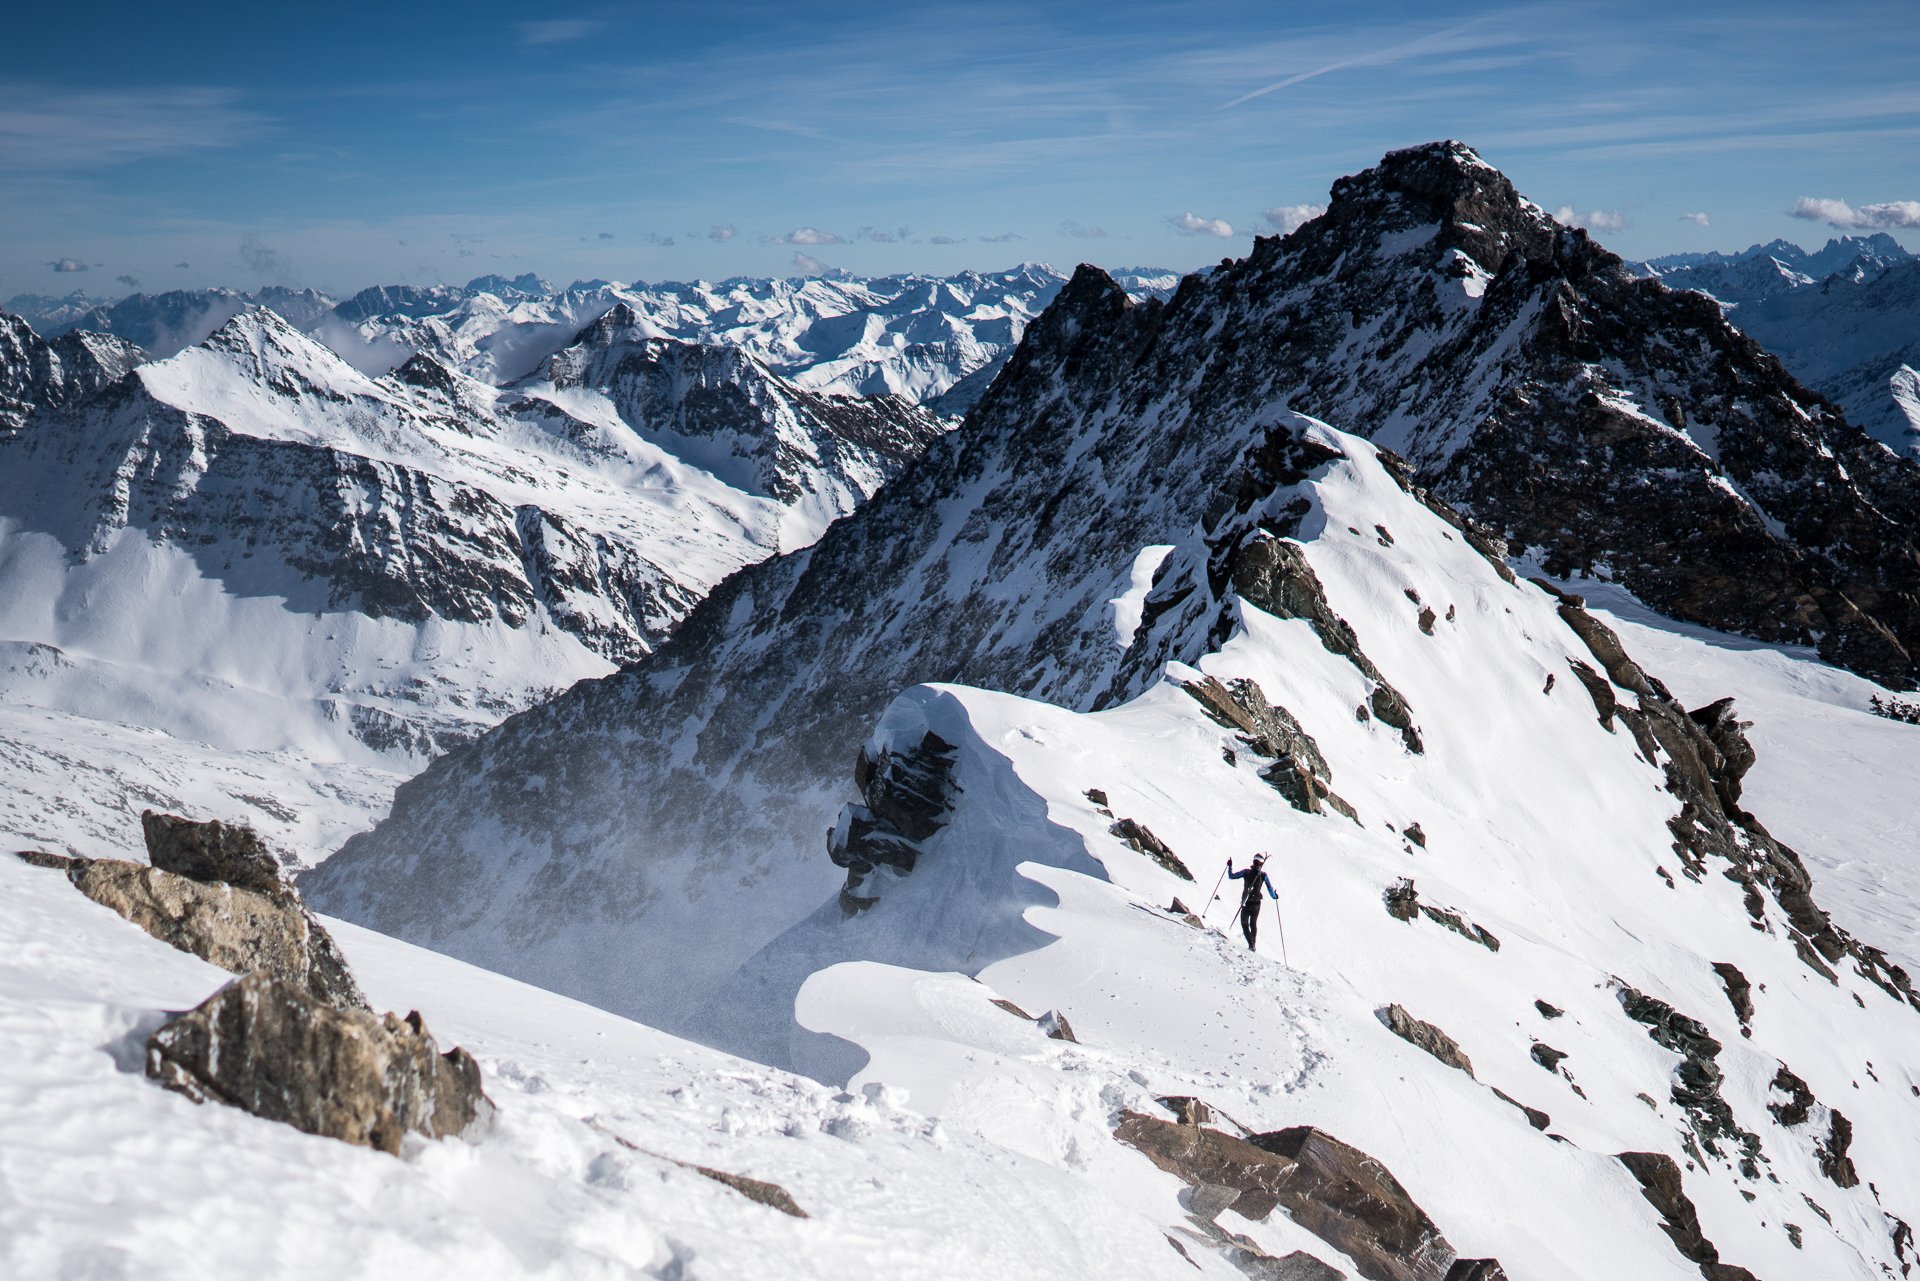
[{"xmin": 0, "ymin": 306, "xmax": 946, "ymax": 765}]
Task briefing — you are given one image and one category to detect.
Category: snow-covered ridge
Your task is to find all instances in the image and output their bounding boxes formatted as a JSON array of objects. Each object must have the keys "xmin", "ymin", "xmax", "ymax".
[{"xmin": 312, "ymin": 400, "xmax": 1920, "ymax": 1276}]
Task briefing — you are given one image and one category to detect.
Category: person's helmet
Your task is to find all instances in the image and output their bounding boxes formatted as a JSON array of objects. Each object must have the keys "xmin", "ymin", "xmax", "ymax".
[{"xmin": 1251, "ymin": 852, "xmax": 1267, "ymax": 865}]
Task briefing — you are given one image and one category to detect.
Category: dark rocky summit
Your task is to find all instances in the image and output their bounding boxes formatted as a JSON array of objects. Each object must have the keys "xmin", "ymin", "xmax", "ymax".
[
  {"xmin": 147, "ymin": 972, "xmax": 490, "ymax": 1155},
  {"xmin": 1255, "ymin": 142, "xmax": 1920, "ymax": 687}
]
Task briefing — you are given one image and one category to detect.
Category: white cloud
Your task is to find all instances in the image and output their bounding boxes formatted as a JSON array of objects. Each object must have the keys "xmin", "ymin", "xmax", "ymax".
[
  {"xmin": 978, "ymin": 231, "xmax": 1023, "ymax": 243},
  {"xmin": 518, "ymin": 19, "xmax": 603, "ymax": 45},
  {"xmin": 639, "ymin": 232, "xmax": 675, "ymax": 247},
  {"xmin": 929, "ymin": 234, "xmax": 961, "ymax": 245},
  {"xmin": 1554, "ymin": 205, "xmax": 1627, "ymax": 233},
  {"xmin": 793, "ymin": 250, "xmax": 829, "ymax": 275},
  {"xmin": 780, "ymin": 226, "xmax": 843, "ymax": 245},
  {"xmin": 707, "ymin": 225, "xmax": 737, "ymax": 242},
  {"xmin": 1263, "ymin": 204, "xmax": 1326, "ymax": 234},
  {"xmin": 1173, "ymin": 211, "xmax": 1234, "ymax": 238},
  {"xmin": 1679, "ymin": 211, "xmax": 1711, "ymax": 227},
  {"xmin": 49, "ymin": 257, "xmax": 87, "ymax": 272},
  {"xmin": 1790, "ymin": 196, "xmax": 1920, "ymax": 230},
  {"xmin": 1057, "ymin": 220, "xmax": 1107, "ymax": 239}
]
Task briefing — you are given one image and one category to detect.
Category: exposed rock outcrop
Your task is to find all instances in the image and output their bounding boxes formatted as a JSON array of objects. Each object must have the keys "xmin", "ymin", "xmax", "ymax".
[
  {"xmin": 1553, "ymin": 590, "xmax": 1920, "ymax": 1009},
  {"xmin": 1184, "ymin": 675, "xmax": 1354, "ymax": 817},
  {"xmin": 1116, "ymin": 1109, "xmax": 1484, "ymax": 1281},
  {"xmin": 1378, "ymin": 1004, "xmax": 1474, "ymax": 1076},
  {"xmin": 1383, "ymin": 879, "xmax": 1500, "ymax": 952},
  {"xmin": 1617, "ymin": 1151, "xmax": 1760, "ymax": 1281},
  {"xmin": 1616, "ymin": 984, "xmax": 1760, "ymax": 1177},
  {"xmin": 1109, "ymin": 817, "xmax": 1194, "ymax": 880},
  {"xmin": 147, "ymin": 972, "xmax": 490, "ymax": 1155},
  {"xmin": 830, "ymin": 730, "xmax": 962, "ymax": 913}
]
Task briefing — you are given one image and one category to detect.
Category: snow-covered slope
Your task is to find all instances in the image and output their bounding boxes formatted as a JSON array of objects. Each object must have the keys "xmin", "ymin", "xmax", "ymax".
[
  {"xmin": 2, "ymin": 851, "xmax": 1258, "ymax": 1281},
  {"xmin": 22, "ymin": 425, "xmax": 1920, "ymax": 1278},
  {"xmin": 0, "ymin": 305, "xmax": 945, "ymax": 864}
]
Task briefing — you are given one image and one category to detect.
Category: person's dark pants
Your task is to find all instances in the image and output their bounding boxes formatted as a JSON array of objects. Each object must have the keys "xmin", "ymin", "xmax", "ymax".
[{"xmin": 1240, "ymin": 899, "xmax": 1261, "ymax": 949}]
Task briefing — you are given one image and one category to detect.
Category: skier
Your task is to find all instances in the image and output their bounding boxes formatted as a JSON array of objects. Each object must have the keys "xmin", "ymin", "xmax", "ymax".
[{"xmin": 1227, "ymin": 853, "xmax": 1279, "ymax": 950}]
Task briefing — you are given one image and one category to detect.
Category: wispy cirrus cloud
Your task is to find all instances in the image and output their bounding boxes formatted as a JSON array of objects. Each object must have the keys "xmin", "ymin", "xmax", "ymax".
[
  {"xmin": 1790, "ymin": 196, "xmax": 1920, "ymax": 230},
  {"xmin": 792, "ymin": 250, "xmax": 830, "ymax": 275},
  {"xmin": 977, "ymin": 231, "xmax": 1023, "ymax": 243},
  {"xmin": 707, "ymin": 225, "xmax": 737, "ymax": 242},
  {"xmin": 0, "ymin": 83, "xmax": 264, "ymax": 171},
  {"xmin": 1219, "ymin": 13, "xmax": 1506, "ymax": 109},
  {"xmin": 1679, "ymin": 211, "xmax": 1711, "ymax": 226},
  {"xmin": 1173, "ymin": 211, "xmax": 1234, "ymax": 238},
  {"xmin": 1057, "ymin": 220, "xmax": 1107, "ymax": 239}
]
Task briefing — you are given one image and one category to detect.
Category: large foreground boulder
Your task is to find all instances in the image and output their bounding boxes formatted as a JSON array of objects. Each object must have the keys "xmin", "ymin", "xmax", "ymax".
[
  {"xmin": 18, "ymin": 811, "xmax": 366, "ymax": 1009},
  {"xmin": 147, "ymin": 972, "xmax": 491, "ymax": 1155}
]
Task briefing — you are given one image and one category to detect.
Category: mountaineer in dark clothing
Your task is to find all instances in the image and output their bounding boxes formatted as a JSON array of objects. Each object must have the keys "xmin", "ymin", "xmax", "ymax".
[{"xmin": 1228, "ymin": 854, "xmax": 1279, "ymax": 950}]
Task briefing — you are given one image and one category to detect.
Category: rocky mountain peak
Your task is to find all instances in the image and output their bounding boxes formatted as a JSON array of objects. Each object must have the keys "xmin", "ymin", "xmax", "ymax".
[{"xmin": 1306, "ymin": 139, "xmax": 1563, "ymax": 281}]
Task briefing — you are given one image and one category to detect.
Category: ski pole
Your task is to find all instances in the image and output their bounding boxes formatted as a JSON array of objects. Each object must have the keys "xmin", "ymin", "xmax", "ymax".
[
  {"xmin": 1199, "ymin": 860, "xmax": 1231, "ymax": 924},
  {"xmin": 1274, "ymin": 896, "xmax": 1291, "ymax": 969}
]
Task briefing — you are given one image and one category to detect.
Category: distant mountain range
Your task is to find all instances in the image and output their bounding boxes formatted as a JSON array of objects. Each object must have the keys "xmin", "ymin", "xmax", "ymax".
[
  {"xmin": 1637, "ymin": 234, "xmax": 1920, "ymax": 456},
  {"xmin": 8, "ymin": 265, "xmax": 1182, "ymax": 413}
]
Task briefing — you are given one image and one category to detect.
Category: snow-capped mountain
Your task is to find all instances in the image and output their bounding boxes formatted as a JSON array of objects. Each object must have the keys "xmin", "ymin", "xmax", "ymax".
[
  {"xmin": 303, "ymin": 141, "xmax": 1920, "ymax": 1010},
  {"xmin": 0, "ymin": 303, "xmax": 943, "ymax": 860},
  {"xmin": 2, "ymin": 289, "xmax": 108, "ymax": 334}
]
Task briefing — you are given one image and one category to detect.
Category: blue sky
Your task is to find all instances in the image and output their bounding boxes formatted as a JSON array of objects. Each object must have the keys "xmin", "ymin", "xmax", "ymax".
[{"xmin": 4, "ymin": 0, "xmax": 1918, "ymax": 296}]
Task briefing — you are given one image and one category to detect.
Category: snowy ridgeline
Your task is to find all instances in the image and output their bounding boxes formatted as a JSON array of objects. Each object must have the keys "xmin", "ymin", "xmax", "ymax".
[{"xmin": 16, "ymin": 419, "xmax": 1920, "ymax": 1279}]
